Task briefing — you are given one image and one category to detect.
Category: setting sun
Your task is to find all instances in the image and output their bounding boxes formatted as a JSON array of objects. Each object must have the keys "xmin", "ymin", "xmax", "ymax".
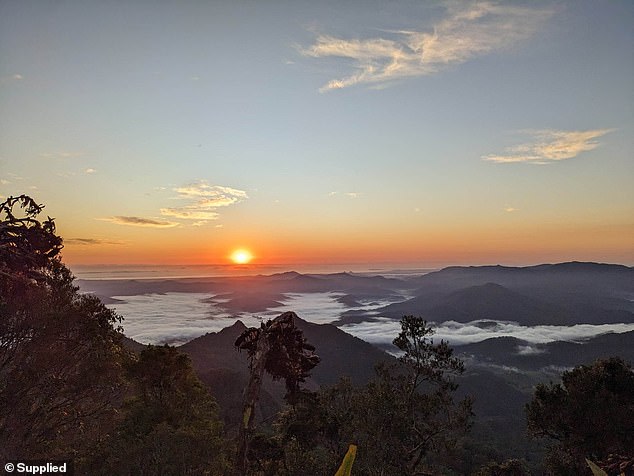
[{"xmin": 230, "ymin": 249, "xmax": 253, "ymax": 265}]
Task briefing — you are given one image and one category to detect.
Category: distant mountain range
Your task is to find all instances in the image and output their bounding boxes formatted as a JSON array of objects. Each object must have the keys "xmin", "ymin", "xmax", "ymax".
[
  {"xmin": 81, "ymin": 261, "xmax": 634, "ymax": 328},
  {"xmin": 341, "ymin": 261, "xmax": 634, "ymax": 326}
]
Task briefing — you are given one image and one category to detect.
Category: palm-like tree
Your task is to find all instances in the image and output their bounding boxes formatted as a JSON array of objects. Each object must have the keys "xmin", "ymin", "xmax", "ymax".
[{"xmin": 234, "ymin": 311, "xmax": 320, "ymax": 474}]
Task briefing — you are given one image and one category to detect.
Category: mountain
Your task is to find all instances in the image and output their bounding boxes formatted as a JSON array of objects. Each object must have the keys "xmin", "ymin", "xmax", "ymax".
[
  {"xmin": 357, "ymin": 263, "xmax": 634, "ymax": 326},
  {"xmin": 376, "ymin": 283, "xmax": 575, "ymax": 325},
  {"xmin": 410, "ymin": 262, "xmax": 633, "ymax": 294},
  {"xmin": 177, "ymin": 315, "xmax": 394, "ymax": 429},
  {"xmin": 456, "ymin": 331, "xmax": 634, "ymax": 371}
]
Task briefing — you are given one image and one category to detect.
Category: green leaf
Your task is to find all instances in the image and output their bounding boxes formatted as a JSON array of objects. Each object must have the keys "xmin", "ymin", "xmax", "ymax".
[
  {"xmin": 335, "ymin": 444, "xmax": 357, "ymax": 476},
  {"xmin": 586, "ymin": 459, "xmax": 608, "ymax": 476}
]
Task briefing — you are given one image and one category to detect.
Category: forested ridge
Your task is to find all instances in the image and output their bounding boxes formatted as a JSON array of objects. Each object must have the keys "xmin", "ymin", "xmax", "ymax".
[{"xmin": 2, "ymin": 196, "xmax": 632, "ymax": 475}]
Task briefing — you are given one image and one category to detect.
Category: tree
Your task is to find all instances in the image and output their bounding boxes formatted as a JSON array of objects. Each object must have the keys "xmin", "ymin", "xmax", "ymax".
[
  {"xmin": 0, "ymin": 195, "xmax": 129, "ymax": 461},
  {"xmin": 474, "ymin": 459, "xmax": 531, "ymax": 476},
  {"xmin": 234, "ymin": 311, "xmax": 319, "ymax": 475},
  {"xmin": 526, "ymin": 357, "xmax": 634, "ymax": 475},
  {"xmin": 91, "ymin": 345, "xmax": 230, "ymax": 475},
  {"xmin": 275, "ymin": 315, "xmax": 473, "ymax": 476},
  {"xmin": 355, "ymin": 315, "xmax": 473, "ymax": 474}
]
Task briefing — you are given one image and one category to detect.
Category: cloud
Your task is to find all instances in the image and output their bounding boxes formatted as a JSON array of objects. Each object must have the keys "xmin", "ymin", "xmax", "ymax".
[
  {"xmin": 90, "ymin": 288, "xmax": 634, "ymax": 348},
  {"xmin": 0, "ymin": 74, "xmax": 23, "ymax": 85},
  {"xmin": 99, "ymin": 216, "xmax": 179, "ymax": 228},
  {"xmin": 504, "ymin": 207, "xmax": 518, "ymax": 213},
  {"xmin": 84, "ymin": 168, "xmax": 96, "ymax": 174},
  {"xmin": 483, "ymin": 129, "xmax": 613, "ymax": 164},
  {"xmin": 160, "ymin": 181, "xmax": 248, "ymax": 223},
  {"xmin": 343, "ymin": 318, "xmax": 634, "ymax": 347},
  {"xmin": 329, "ymin": 191, "xmax": 361, "ymax": 198},
  {"xmin": 301, "ymin": 2, "xmax": 552, "ymax": 91},
  {"xmin": 160, "ymin": 209, "xmax": 220, "ymax": 220},
  {"xmin": 173, "ymin": 182, "xmax": 248, "ymax": 202},
  {"xmin": 65, "ymin": 238, "xmax": 124, "ymax": 246},
  {"xmin": 516, "ymin": 345, "xmax": 546, "ymax": 355}
]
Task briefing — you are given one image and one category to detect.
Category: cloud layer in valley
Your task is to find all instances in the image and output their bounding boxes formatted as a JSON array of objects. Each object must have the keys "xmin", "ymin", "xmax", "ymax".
[
  {"xmin": 302, "ymin": 2, "xmax": 552, "ymax": 91},
  {"xmin": 108, "ymin": 292, "xmax": 634, "ymax": 349}
]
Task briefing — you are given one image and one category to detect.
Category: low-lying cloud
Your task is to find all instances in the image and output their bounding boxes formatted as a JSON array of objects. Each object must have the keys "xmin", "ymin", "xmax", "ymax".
[
  {"xmin": 483, "ymin": 129, "xmax": 612, "ymax": 164},
  {"xmin": 106, "ymin": 292, "xmax": 634, "ymax": 350},
  {"xmin": 302, "ymin": 2, "xmax": 552, "ymax": 91},
  {"xmin": 344, "ymin": 318, "xmax": 634, "ymax": 347}
]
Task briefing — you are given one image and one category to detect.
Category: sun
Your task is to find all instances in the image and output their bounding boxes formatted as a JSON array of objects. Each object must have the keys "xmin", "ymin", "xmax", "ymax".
[{"xmin": 230, "ymin": 249, "xmax": 253, "ymax": 265}]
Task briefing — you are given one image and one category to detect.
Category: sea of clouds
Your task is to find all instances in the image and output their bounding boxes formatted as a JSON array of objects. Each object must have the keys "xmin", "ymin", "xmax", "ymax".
[{"xmin": 108, "ymin": 292, "xmax": 634, "ymax": 347}]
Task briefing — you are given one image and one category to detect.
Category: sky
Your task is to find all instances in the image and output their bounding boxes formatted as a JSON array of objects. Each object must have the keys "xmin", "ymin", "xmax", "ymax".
[{"xmin": 1, "ymin": 0, "xmax": 633, "ymax": 268}]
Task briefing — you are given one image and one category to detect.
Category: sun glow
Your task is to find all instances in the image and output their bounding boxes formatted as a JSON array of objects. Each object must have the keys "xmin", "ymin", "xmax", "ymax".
[{"xmin": 230, "ymin": 249, "xmax": 253, "ymax": 264}]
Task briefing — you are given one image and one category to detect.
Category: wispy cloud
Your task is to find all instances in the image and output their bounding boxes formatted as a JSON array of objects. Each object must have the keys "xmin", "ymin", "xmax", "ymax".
[
  {"xmin": 98, "ymin": 216, "xmax": 179, "ymax": 228},
  {"xmin": 65, "ymin": 237, "xmax": 124, "ymax": 246},
  {"xmin": 160, "ymin": 208, "xmax": 220, "ymax": 220},
  {"xmin": 483, "ymin": 129, "xmax": 613, "ymax": 164},
  {"xmin": 504, "ymin": 206, "xmax": 518, "ymax": 213},
  {"xmin": 301, "ymin": 2, "xmax": 552, "ymax": 91},
  {"xmin": 160, "ymin": 181, "xmax": 248, "ymax": 224},
  {"xmin": 172, "ymin": 182, "xmax": 248, "ymax": 203},
  {"xmin": 84, "ymin": 168, "xmax": 96, "ymax": 174},
  {"xmin": 329, "ymin": 191, "xmax": 361, "ymax": 198}
]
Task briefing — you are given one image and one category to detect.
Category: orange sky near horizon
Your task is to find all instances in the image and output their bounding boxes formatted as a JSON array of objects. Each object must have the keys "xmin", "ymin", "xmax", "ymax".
[
  {"xmin": 58, "ymin": 218, "xmax": 634, "ymax": 268},
  {"xmin": 2, "ymin": 2, "xmax": 633, "ymax": 270}
]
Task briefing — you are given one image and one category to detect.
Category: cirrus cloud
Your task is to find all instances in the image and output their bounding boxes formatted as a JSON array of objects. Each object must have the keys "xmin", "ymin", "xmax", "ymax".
[
  {"xmin": 301, "ymin": 2, "xmax": 552, "ymax": 92},
  {"xmin": 483, "ymin": 129, "xmax": 613, "ymax": 164},
  {"xmin": 160, "ymin": 181, "xmax": 248, "ymax": 224},
  {"xmin": 64, "ymin": 237, "xmax": 125, "ymax": 246}
]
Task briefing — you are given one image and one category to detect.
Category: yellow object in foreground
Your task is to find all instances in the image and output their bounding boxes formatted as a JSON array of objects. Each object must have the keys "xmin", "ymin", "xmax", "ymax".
[
  {"xmin": 335, "ymin": 444, "xmax": 357, "ymax": 476},
  {"xmin": 586, "ymin": 459, "xmax": 608, "ymax": 476}
]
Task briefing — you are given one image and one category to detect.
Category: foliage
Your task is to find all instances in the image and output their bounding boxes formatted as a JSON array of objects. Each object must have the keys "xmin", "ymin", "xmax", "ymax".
[
  {"xmin": 235, "ymin": 311, "xmax": 320, "ymax": 398},
  {"xmin": 0, "ymin": 196, "xmax": 128, "ymax": 461},
  {"xmin": 235, "ymin": 311, "xmax": 320, "ymax": 474},
  {"xmin": 474, "ymin": 458, "xmax": 532, "ymax": 476},
  {"xmin": 0, "ymin": 194, "xmax": 63, "ymax": 282},
  {"xmin": 526, "ymin": 357, "xmax": 634, "ymax": 475},
  {"xmin": 90, "ymin": 345, "xmax": 230, "ymax": 475},
  {"xmin": 273, "ymin": 316, "xmax": 473, "ymax": 476},
  {"xmin": 334, "ymin": 444, "xmax": 357, "ymax": 476},
  {"xmin": 586, "ymin": 459, "xmax": 609, "ymax": 476}
]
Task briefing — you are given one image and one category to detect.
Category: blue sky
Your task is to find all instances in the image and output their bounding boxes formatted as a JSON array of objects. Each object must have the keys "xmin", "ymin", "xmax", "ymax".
[{"xmin": 1, "ymin": 0, "xmax": 632, "ymax": 266}]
